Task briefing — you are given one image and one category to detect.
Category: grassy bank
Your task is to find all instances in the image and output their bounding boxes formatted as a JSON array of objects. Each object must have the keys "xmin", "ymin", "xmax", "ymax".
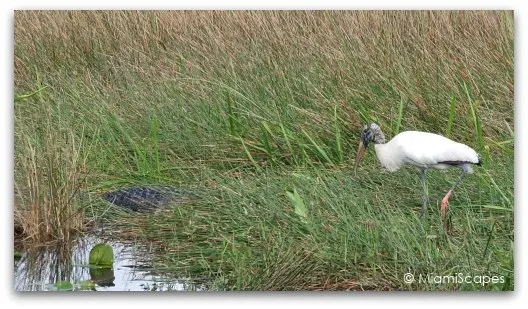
[{"xmin": 14, "ymin": 10, "xmax": 514, "ymax": 290}]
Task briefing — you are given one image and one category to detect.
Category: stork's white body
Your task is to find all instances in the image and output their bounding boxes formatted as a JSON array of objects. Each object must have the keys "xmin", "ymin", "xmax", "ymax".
[{"xmin": 373, "ymin": 131, "xmax": 480, "ymax": 173}]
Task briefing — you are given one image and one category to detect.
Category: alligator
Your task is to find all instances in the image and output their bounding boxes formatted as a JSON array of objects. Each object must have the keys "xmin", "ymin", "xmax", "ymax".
[{"xmin": 101, "ymin": 186, "xmax": 197, "ymax": 212}]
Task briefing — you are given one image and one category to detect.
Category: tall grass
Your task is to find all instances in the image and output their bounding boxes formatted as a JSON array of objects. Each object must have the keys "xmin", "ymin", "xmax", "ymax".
[
  {"xmin": 14, "ymin": 10, "xmax": 514, "ymax": 290},
  {"xmin": 14, "ymin": 85, "xmax": 88, "ymax": 244},
  {"xmin": 445, "ymin": 95, "xmax": 457, "ymax": 138}
]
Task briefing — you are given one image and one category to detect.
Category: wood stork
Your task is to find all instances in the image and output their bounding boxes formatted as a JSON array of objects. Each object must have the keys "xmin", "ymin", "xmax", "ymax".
[{"xmin": 353, "ymin": 123, "xmax": 481, "ymax": 227}]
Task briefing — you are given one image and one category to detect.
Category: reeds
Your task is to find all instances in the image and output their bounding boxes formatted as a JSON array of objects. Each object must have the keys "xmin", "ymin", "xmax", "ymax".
[
  {"xmin": 14, "ymin": 10, "xmax": 514, "ymax": 290},
  {"xmin": 14, "ymin": 87, "xmax": 87, "ymax": 244}
]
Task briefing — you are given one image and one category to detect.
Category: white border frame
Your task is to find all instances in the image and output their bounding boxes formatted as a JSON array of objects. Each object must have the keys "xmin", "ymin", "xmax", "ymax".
[{"xmin": 3, "ymin": 1, "xmax": 523, "ymax": 307}]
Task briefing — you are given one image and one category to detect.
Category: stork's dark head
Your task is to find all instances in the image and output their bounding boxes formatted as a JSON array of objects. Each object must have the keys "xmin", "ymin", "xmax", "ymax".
[
  {"xmin": 361, "ymin": 123, "xmax": 386, "ymax": 149},
  {"xmin": 354, "ymin": 123, "xmax": 385, "ymax": 176}
]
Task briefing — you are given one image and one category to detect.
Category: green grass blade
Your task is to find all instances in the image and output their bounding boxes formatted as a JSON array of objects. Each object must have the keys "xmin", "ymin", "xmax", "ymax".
[
  {"xmin": 301, "ymin": 129, "xmax": 334, "ymax": 165},
  {"xmin": 334, "ymin": 106, "xmax": 343, "ymax": 164},
  {"xmin": 446, "ymin": 95, "xmax": 456, "ymax": 138},
  {"xmin": 150, "ymin": 116, "xmax": 160, "ymax": 174},
  {"xmin": 260, "ymin": 122, "xmax": 275, "ymax": 166},
  {"xmin": 279, "ymin": 123, "xmax": 297, "ymax": 165},
  {"xmin": 15, "ymin": 86, "xmax": 49, "ymax": 102},
  {"xmin": 464, "ymin": 83, "xmax": 483, "ymax": 148},
  {"xmin": 227, "ymin": 95, "xmax": 237, "ymax": 135},
  {"xmin": 394, "ymin": 98, "xmax": 405, "ymax": 135},
  {"xmin": 240, "ymin": 137, "xmax": 261, "ymax": 172}
]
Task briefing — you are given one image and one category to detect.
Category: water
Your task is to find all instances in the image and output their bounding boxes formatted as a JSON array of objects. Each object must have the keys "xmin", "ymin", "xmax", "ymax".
[{"xmin": 14, "ymin": 234, "xmax": 207, "ymax": 291}]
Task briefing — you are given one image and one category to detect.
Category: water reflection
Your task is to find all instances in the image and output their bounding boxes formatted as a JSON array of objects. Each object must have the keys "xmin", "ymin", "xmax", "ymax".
[{"xmin": 14, "ymin": 235, "xmax": 207, "ymax": 291}]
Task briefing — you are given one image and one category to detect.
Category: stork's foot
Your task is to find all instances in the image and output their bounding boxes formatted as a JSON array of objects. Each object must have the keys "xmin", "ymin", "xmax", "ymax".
[
  {"xmin": 441, "ymin": 196, "xmax": 450, "ymax": 220},
  {"xmin": 441, "ymin": 191, "xmax": 452, "ymax": 233}
]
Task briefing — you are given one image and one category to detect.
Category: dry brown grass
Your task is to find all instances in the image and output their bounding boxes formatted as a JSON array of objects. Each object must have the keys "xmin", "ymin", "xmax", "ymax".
[
  {"xmin": 14, "ymin": 103, "xmax": 87, "ymax": 244},
  {"xmin": 15, "ymin": 10, "xmax": 513, "ymax": 136}
]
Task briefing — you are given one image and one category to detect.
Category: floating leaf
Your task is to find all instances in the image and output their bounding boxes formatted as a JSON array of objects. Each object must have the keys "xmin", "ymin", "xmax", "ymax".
[
  {"xmin": 47, "ymin": 281, "xmax": 74, "ymax": 291},
  {"xmin": 77, "ymin": 280, "xmax": 97, "ymax": 290},
  {"xmin": 89, "ymin": 243, "xmax": 114, "ymax": 268}
]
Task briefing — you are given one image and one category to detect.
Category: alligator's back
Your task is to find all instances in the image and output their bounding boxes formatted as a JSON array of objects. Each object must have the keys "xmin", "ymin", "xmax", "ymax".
[{"xmin": 102, "ymin": 186, "xmax": 196, "ymax": 212}]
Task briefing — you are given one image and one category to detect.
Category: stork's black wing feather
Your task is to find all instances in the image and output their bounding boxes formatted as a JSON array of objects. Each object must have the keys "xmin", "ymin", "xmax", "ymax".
[{"xmin": 437, "ymin": 160, "xmax": 480, "ymax": 166}]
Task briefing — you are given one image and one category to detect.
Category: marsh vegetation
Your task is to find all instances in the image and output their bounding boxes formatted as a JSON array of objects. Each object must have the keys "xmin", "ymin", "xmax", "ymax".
[{"xmin": 14, "ymin": 10, "xmax": 514, "ymax": 291}]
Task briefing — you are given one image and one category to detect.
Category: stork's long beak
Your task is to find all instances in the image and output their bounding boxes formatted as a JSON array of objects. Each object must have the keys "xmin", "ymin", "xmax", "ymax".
[{"xmin": 353, "ymin": 140, "xmax": 367, "ymax": 176}]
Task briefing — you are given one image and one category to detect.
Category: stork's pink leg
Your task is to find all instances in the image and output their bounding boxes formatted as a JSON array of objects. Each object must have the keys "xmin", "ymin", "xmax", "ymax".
[
  {"xmin": 440, "ymin": 168, "xmax": 470, "ymax": 232},
  {"xmin": 441, "ymin": 191, "xmax": 452, "ymax": 218},
  {"xmin": 441, "ymin": 190, "xmax": 453, "ymax": 231}
]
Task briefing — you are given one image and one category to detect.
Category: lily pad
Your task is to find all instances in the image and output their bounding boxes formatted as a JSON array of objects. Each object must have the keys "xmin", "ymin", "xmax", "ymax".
[
  {"xmin": 46, "ymin": 281, "xmax": 74, "ymax": 291},
  {"xmin": 77, "ymin": 280, "xmax": 97, "ymax": 290},
  {"xmin": 89, "ymin": 243, "xmax": 114, "ymax": 268}
]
